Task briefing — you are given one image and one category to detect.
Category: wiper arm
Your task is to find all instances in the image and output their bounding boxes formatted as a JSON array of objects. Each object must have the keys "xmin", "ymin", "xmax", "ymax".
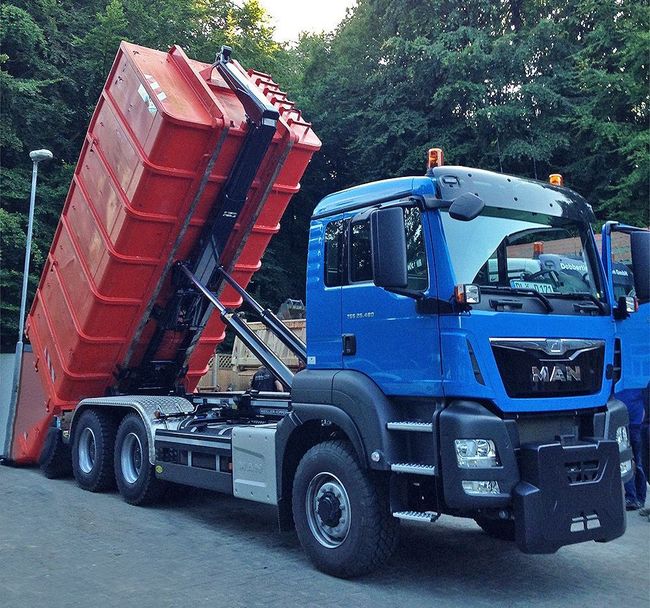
[
  {"xmin": 480, "ymin": 286, "xmax": 553, "ymax": 313},
  {"xmin": 548, "ymin": 292, "xmax": 606, "ymax": 314}
]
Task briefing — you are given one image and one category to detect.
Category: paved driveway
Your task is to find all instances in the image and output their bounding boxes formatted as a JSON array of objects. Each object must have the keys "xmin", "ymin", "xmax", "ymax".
[{"xmin": 0, "ymin": 465, "xmax": 647, "ymax": 608}]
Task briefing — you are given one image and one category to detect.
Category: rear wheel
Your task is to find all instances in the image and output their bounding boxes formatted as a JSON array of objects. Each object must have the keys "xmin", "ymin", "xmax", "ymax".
[
  {"xmin": 474, "ymin": 516, "xmax": 516, "ymax": 541},
  {"xmin": 114, "ymin": 413, "xmax": 166, "ymax": 505},
  {"xmin": 292, "ymin": 440, "xmax": 399, "ymax": 578},
  {"xmin": 39, "ymin": 423, "xmax": 72, "ymax": 479},
  {"xmin": 72, "ymin": 409, "xmax": 117, "ymax": 492}
]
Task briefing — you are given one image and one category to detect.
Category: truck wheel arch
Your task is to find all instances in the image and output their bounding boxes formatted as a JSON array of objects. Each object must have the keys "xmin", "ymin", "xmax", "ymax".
[
  {"xmin": 275, "ymin": 408, "xmax": 366, "ymax": 531},
  {"xmin": 275, "ymin": 369, "xmax": 400, "ymax": 531},
  {"xmin": 69, "ymin": 396, "xmax": 194, "ymax": 465},
  {"xmin": 289, "ymin": 369, "xmax": 401, "ymax": 467}
]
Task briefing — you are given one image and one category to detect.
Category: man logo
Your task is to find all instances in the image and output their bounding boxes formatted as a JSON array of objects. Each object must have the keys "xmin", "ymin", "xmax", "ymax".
[
  {"xmin": 546, "ymin": 340, "xmax": 562, "ymax": 354},
  {"xmin": 532, "ymin": 365, "xmax": 581, "ymax": 383}
]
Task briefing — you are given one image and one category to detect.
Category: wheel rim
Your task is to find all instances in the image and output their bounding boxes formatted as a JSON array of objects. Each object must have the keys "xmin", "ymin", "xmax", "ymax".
[
  {"xmin": 306, "ymin": 472, "xmax": 351, "ymax": 548},
  {"xmin": 121, "ymin": 432, "xmax": 144, "ymax": 484},
  {"xmin": 78, "ymin": 427, "xmax": 96, "ymax": 474}
]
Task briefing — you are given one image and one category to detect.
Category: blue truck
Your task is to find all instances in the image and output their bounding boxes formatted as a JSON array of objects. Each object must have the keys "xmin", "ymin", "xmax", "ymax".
[
  {"xmin": 15, "ymin": 47, "xmax": 650, "ymax": 577},
  {"xmin": 38, "ymin": 150, "xmax": 650, "ymax": 579}
]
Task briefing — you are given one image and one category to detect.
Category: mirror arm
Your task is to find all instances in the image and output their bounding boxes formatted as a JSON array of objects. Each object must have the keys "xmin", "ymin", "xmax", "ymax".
[
  {"xmin": 383, "ymin": 286, "xmax": 423, "ymax": 299},
  {"xmin": 381, "ymin": 287, "xmax": 455, "ymax": 314},
  {"xmin": 423, "ymin": 197, "xmax": 452, "ymax": 210}
]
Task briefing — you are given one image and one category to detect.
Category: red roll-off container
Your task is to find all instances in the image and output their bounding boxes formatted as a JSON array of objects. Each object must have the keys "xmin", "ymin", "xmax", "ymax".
[{"xmin": 14, "ymin": 42, "xmax": 320, "ymax": 463}]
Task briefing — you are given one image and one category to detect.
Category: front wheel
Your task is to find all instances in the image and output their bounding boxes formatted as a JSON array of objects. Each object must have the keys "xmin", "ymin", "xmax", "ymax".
[
  {"xmin": 292, "ymin": 440, "xmax": 399, "ymax": 578},
  {"xmin": 114, "ymin": 413, "xmax": 166, "ymax": 505}
]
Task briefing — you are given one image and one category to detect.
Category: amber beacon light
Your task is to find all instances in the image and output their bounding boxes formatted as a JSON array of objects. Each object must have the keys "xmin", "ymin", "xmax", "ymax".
[
  {"xmin": 549, "ymin": 173, "xmax": 564, "ymax": 186},
  {"xmin": 428, "ymin": 148, "xmax": 444, "ymax": 169}
]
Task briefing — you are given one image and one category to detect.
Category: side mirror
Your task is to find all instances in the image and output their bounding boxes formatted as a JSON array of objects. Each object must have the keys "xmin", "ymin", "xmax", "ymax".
[
  {"xmin": 370, "ymin": 207, "xmax": 408, "ymax": 289},
  {"xmin": 448, "ymin": 192, "xmax": 484, "ymax": 222},
  {"xmin": 631, "ymin": 231, "xmax": 650, "ymax": 303},
  {"xmin": 615, "ymin": 295, "xmax": 638, "ymax": 319}
]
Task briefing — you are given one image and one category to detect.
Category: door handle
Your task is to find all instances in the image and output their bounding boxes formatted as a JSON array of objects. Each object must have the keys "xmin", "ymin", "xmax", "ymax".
[{"xmin": 342, "ymin": 334, "xmax": 356, "ymax": 356}]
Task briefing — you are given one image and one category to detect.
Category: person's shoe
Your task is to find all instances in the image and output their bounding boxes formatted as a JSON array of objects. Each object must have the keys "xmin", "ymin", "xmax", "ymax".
[
  {"xmin": 639, "ymin": 506, "xmax": 650, "ymax": 517},
  {"xmin": 626, "ymin": 499, "xmax": 639, "ymax": 511}
]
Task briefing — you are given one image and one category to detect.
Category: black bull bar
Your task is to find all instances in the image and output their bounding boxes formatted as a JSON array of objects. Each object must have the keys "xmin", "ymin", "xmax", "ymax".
[{"xmin": 513, "ymin": 439, "xmax": 625, "ymax": 553}]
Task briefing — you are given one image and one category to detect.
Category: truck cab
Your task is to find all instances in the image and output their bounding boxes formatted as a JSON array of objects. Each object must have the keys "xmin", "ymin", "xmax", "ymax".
[{"xmin": 298, "ymin": 163, "xmax": 634, "ymax": 556}]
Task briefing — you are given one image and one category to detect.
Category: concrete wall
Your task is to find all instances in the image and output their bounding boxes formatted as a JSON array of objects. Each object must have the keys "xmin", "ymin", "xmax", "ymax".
[{"xmin": 0, "ymin": 353, "xmax": 15, "ymax": 456}]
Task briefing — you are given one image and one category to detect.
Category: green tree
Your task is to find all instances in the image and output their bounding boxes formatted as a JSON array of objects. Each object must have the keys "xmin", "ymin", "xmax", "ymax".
[
  {"xmin": 292, "ymin": 0, "xmax": 647, "ymax": 220},
  {"xmin": 0, "ymin": 3, "xmax": 72, "ymax": 348},
  {"xmin": 0, "ymin": 0, "xmax": 288, "ymax": 349},
  {"xmin": 566, "ymin": 1, "xmax": 649, "ymax": 225}
]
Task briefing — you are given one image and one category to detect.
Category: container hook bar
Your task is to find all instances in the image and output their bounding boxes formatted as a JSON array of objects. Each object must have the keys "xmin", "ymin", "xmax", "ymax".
[
  {"xmin": 178, "ymin": 263, "xmax": 294, "ymax": 390},
  {"xmin": 217, "ymin": 267, "xmax": 307, "ymax": 363},
  {"xmin": 215, "ymin": 46, "xmax": 279, "ymax": 126}
]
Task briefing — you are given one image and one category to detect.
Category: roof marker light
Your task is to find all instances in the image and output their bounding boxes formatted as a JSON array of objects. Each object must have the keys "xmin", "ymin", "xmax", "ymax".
[
  {"xmin": 428, "ymin": 148, "xmax": 444, "ymax": 169},
  {"xmin": 549, "ymin": 174, "xmax": 563, "ymax": 186}
]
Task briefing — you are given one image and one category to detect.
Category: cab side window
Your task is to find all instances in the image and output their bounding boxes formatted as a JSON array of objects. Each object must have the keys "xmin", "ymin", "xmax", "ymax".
[
  {"xmin": 324, "ymin": 220, "xmax": 345, "ymax": 287},
  {"xmin": 350, "ymin": 220, "xmax": 373, "ymax": 283},
  {"xmin": 404, "ymin": 207, "xmax": 428, "ymax": 291},
  {"xmin": 325, "ymin": 205, "xmax": 429, "ymax": 290},
  {"xmin": 610, "ymin": 232, "xmax": 635, "ymax": 299}
]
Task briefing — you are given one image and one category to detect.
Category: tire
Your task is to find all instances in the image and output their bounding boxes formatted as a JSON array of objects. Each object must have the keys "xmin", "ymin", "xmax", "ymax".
[
  {"xmin": 114, "ymin": 413, "xmax": 166, "ymax": 505},
  {"xmin": 39, "ymin": 425, "xmax": 72, "ymax": 479},
  {"xmin": 72, "ymin": 409, "xmax": 117, "ymax": 492},
  {"xmin": 292, "ymin": 440, "xmax": 399, "ymax": 578},
  {"xmin": 475, "ymin": 516, "xmax": 516, "ymax": 541}
]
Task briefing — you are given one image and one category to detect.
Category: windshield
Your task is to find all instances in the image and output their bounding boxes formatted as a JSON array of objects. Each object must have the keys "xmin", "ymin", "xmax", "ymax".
[{"xmin": 441, "ymin": 209, "xmax": 604, "ymax": 300}]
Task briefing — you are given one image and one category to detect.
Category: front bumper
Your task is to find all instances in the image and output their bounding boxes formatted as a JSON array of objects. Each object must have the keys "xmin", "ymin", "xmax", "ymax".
[{"xmin": 439, "ymin": 399, "xmax": 630, "ymax": 553}]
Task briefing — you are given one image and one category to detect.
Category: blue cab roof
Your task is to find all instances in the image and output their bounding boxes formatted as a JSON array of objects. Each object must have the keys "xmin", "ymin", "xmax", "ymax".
[
  {"xmin": 311, "ymin": 167, "xmax": 595, "ymax": 224},
  {"xmin": 312, "ymin": 176, "xmax": 436, "ymax": 219}
]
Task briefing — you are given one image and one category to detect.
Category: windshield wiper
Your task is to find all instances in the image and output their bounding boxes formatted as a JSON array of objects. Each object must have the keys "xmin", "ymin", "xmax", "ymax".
[
  {"xmin": 480, "ymin": 286, "xmax": 553, "ymax": 313},
  {"xmin": 547, "ymin": 292, "xmax": 606, "ymax": 314}
]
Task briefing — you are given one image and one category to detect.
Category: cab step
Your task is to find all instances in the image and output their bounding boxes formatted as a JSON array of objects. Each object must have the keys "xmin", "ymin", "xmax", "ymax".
[
  {"xmin": 390, "ymin": 463, "xmax": 436, "ymax": 475},
  {"xmin": 386, "ymin": 421, "xmax": 433, "ymax": 432},
  {"xmin": 392, "ymin": 510, "xmax": 440, "ymax": 522}
]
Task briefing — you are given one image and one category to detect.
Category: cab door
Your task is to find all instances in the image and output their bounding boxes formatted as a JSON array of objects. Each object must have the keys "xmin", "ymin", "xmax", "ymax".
[
  {"xmin": 306, "ymin": 219, "xmax": 344, "ymax": 369},
  {"xmin": 601, "ymin": 223, "xmax": 650, "ymax": 393},
  {"xmin": 340, "ymin": 205, "xmax": 441, "ymax": 397}
]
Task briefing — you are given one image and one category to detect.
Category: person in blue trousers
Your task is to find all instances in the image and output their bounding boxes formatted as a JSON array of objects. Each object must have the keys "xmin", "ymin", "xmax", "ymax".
[{"xmin": 618, "ymin": 388, "xmax": 647, "ymax": 511}]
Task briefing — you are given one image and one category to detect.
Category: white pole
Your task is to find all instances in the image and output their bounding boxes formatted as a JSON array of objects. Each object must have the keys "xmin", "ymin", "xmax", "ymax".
[
  {"xmin": 17, "ymin": 161, "xmax": 39, "ymax": 342},
  {"xmin": 3, "ymin": 149, "xmax": 52, "ymax": 460}
]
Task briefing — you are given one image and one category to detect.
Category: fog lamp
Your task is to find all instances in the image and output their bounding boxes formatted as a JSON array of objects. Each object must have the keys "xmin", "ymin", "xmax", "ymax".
[
  {"xmin": 620, "ymin": 459, "xmax": 632, "ymax": 476},
  {"xmin": 455, "ymin": 439, "xmax": 500, "ymax": 468},
  {"xmin": 462, "ymin": 480, "xmax": 501, "ymax": 495},
  {"xmin": 616, "ymin": 425, "xmax": 630, "ymax": 450}
]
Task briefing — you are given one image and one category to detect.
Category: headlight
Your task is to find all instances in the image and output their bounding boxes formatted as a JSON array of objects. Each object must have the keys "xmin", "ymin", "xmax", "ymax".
[
  {"xmin": 616, "ymin": 425, "xmax": 630, "ymax": 450},
  {"xmin": 462, "ymin": 480, "xmax": 501, "ymax": 495},
  {"xmin": 455, "ymin": 439, "xmax": 500, "ymax": 468}
]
